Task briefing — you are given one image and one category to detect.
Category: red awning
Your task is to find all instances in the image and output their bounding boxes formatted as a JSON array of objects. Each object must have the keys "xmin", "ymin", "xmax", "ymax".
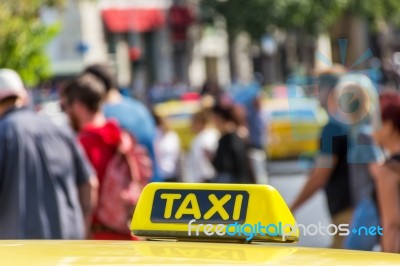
[{"xmin": 102, "ymin": 8, "xmax": 166, "ymax": 33}]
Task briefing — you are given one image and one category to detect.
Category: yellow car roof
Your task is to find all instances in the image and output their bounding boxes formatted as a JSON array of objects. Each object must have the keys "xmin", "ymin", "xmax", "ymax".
[
  {"xmin": 1, "ymin": 240, "xmax": 400, "ymax": 265},
  {"xmin": 5, "ymin": 184, "xmax": 398, "ymax": 265}
]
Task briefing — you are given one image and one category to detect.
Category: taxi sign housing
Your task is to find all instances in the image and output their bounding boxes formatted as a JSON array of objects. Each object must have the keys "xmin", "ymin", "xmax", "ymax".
[{"xmin": 130, "ymin": 183, "xmax": 299, "ymax": 243}]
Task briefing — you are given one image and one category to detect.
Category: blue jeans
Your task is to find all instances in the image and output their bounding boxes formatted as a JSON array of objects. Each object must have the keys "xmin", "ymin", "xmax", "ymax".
[{"xmin": 344, "ymin": 197, "xmax": 380, "ymax": 250}]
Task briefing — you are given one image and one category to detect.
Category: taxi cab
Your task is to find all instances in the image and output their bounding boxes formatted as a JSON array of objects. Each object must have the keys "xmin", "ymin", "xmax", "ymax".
[
  {"xmin": 154, "ymin": 92, "xmax": 327, "ymax": 160},
  {"xmin": 3, "ymin": 183, "xmax": 400, "ymax": 265},
  {"xmin": 153, "ymin": 100, "xmax": 201, "ymax": 151},
  {"xmin": 263, "ymin": 97, "xmax": 328, "ymax": 159}
]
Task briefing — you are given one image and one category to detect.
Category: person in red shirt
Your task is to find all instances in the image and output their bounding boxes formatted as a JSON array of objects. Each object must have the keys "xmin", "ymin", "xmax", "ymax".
[{"xmin": 60, "ymin": 73, "xmax": 133, "ymax": 240}]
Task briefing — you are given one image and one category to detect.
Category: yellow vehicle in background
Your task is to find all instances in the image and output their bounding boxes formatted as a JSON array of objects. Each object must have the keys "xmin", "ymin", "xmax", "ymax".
[
  {"xmin": 3, "ymin": 183, "xmax": 400, "ymax": 265},
  {"xmin": 153, "ymin": 100, "xmax": 201, "ymax": 151},
  {"xmin": 154, "ymin": 93, "xmax": 328, "ymax": 160},
  {"xmin": 263, "ymin": 97, "xmax": 328, "ymax": 159}
]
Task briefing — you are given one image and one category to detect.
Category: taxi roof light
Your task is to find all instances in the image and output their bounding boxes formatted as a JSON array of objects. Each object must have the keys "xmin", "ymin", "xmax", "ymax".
[{"xmin": 130, "ymin": 183, "xmax": 299, "ymax": 243}]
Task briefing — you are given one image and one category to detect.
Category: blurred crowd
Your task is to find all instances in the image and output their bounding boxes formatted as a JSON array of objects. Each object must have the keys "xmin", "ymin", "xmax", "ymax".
[
  {"xmin": 2, "ymin": 62, "xmax": 400, "ymax": 254},
  {"xmin": 0, "ymin": 65, "xmax": 265, "ymax": 241},
  {"xmin": 291, "ymin": 65, "xmax": 400, "ymax": 253}
]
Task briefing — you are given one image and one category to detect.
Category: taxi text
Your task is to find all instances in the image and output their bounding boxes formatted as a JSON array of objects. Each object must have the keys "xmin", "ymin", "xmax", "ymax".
[{"xmin": 150, "ymin": 189, "xmax": 249, "ymax": 223}]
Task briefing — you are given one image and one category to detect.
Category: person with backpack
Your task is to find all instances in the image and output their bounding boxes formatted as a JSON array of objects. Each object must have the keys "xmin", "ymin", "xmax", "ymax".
[
  {"xmin": 83, "ymin": 64, "xmax": 160, "ymax": 182},
  {"xmin": 60, "ymin": 73, "xmax": 150, "ymax": 240}
]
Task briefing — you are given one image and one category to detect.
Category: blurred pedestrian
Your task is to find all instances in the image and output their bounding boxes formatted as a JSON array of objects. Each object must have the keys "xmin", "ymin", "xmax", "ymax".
[
  {"xmin": 60, "ymin": 74, "xmax": 136, "ymax": 240},
  {"xmin": 336, "ymin": 74, "xmax": 385, "ymax": 251},
  {"xmin": 200, "ymin": 79, "xmax": 222, "ymax": 99},
  {"xmin": 371, "ymin": 91, "xmax": 400, "ymax": 253},
  {"xmin": 233, "ymin": 104, "xmax": 250, "ymax": 140},
  {"xmin": 184, "ymin": 111, "xmax": 219, "ymax": 183},
  {"xmin": 0, "ymin": 69, "xmax": 97, "ymax": 239},
  {"xmin": 231, "ymin": 81, "xmax": 266, "ymax": 149},
  {"xmin": 153, "ymin": 112, "xmax": 182, "ymax": 182},
  {"xmin": 210, "ymin": 103, "xmax": 254, "ymax": 183},
  {"xmin": 245, "ymin": 95, "xmax": 268, "ymax": 184},
  {"xmin": 83, "ymin": 64, "xmax": 160, "ymax": 182},
  {"xmin": 291, "ymin": 71, "xmax": 353, "ymax": 249},
  {"xmin": 247, "ymin": 94, "xmax": 266, "ymax": 150},
  {"xmin": 230, "ymin": 82, "xmax": 268, "ymax": 183}
]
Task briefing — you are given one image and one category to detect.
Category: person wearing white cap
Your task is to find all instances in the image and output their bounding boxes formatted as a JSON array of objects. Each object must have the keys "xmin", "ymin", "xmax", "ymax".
[
  {"xmin": 0, "ymin": 69, "xmax": 98, "ymax": 239},
  {"xmin": 0, "ymin": 69, "xmax": 27, "ymax": 114}
]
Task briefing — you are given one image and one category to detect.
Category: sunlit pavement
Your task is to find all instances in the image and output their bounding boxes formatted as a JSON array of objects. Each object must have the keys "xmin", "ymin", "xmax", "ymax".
[{"xmin": 267, "ymin": 160, "xmax": 332, "ymax": 248}]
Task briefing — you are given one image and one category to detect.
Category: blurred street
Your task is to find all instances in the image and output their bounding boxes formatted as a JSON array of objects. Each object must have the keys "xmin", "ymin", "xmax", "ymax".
[{"xmin": 268, "ymin": 160, "xmax": 331, "ymax": 248}]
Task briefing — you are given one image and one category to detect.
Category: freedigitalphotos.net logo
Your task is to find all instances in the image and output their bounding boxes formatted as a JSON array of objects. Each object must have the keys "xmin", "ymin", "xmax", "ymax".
[{"xmin": 187, "ymin": 219, "xmax": 383, "ymax": 241}]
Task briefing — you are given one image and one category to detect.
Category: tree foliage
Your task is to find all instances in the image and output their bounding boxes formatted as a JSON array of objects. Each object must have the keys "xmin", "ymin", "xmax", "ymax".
[
  {"xmin": 201, "ymin": 0, "xmax": 400, "ymax": 41},
  {"xmin": 0, "ymin": 0, "xmax": 64, "ymax": 87}
]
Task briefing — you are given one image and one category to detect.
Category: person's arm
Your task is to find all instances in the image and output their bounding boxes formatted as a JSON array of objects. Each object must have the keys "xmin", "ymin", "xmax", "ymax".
[
  {"xmin": 71, "ymin": 136, "xmax": 99, "ymax": 238},
  {"xmin": 0, "ymin": 127, "xmax": 12, "ymax": 193},
  {"xmin": 78, "ymin": 176, "xmax": 98, "ymax": 237},
  {"xmin": 204, "ymin": 148, "xmax": 215, "ymax": 162},
  {"xmin": 172, "ymin": 132, "xmax": 181, "ymax": 164},
  {"xmin": 158, "ymin": 131, "xmax": 182, "ymax": 180},
  {"xmin": 211, "ymin": 138, "xmax": 224, "ymax": 171},
  {"xmin": 0, "ymin": 134, "xmax": 5, "ymax": 192},
  {"xmin": 193, "ymin": 145, "xmax": 211, "ymax": 182},
  {"xmin": 371, "ymin": 163, "xmax": 400, "ymax": 253},
  {"xmin": 291, "ymin": 155, "xmax": 336, "ymax": 212}
]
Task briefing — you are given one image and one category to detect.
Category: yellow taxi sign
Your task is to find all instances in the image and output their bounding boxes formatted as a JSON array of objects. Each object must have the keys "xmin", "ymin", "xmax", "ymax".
[{"xmin": 131, "ymin": 183, "xmax": 299, "ymax": 243}]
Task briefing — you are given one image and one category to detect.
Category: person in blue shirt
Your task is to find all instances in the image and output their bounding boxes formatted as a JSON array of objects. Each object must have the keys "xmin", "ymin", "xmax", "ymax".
[
  {"xmin": 84, "ymin": 64, "xmax": 161, "ymax": 181},
  {"xmin": 291, "ymin": 71, "xmax": 353, "ymax": 249},
  {"xmin": 336, "ymin": 74, "xmax": 384, "ymax": 251}
]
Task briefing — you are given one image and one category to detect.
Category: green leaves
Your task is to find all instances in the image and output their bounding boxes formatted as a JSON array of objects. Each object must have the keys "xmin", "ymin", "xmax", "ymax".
[
  {"xmin": 201, "ymin": 0, "xmax": 277, "ymax": 40},
  {"xmin": 201, "ymin": 0, "xmax": 400, "ymax": 40},
  {"xmin": 0, "ymin": 0, "xmax": 64, "ymax": 87}
]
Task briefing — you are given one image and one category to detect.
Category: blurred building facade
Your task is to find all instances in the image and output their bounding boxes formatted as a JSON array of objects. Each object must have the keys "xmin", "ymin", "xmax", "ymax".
[
  {"xmin": 42, "ymin": 0, "xmax": 232, "ymax": 98},
  {"xmin": 41, "ymin": 0, "xmax": 108, "ymax": 77}
]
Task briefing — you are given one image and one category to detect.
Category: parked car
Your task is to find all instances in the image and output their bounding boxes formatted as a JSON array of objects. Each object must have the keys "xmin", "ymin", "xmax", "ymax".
[{"xmin": 263, "ymin": 98, "xmax": 328, "ymax": 159}]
